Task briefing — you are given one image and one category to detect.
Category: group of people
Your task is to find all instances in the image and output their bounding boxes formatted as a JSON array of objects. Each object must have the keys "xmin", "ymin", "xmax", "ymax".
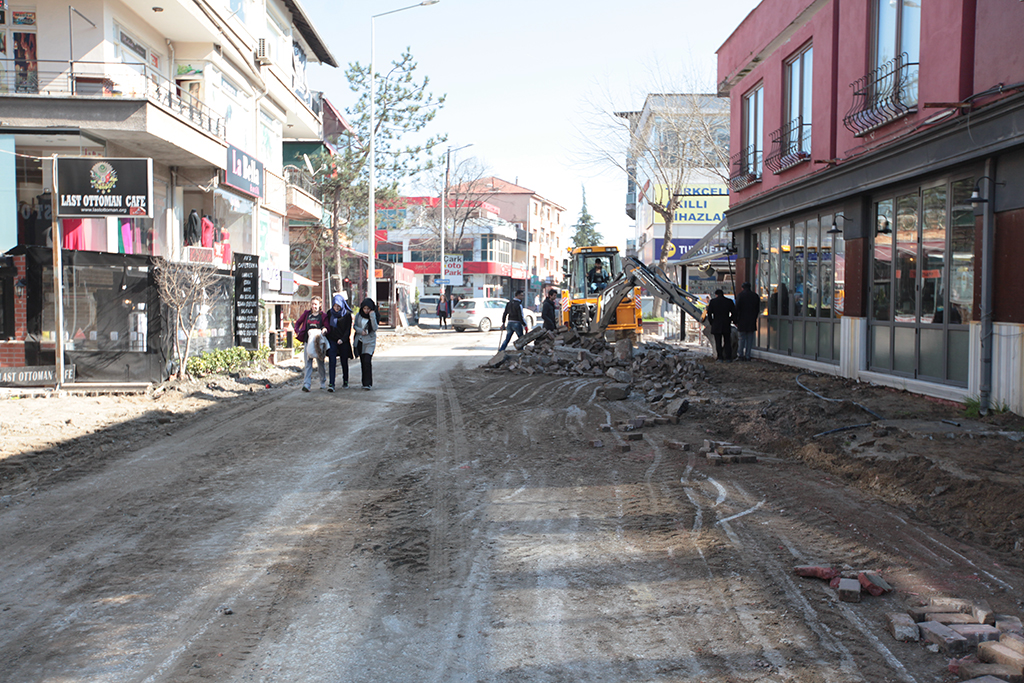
[
  {"xmin": 705, "ymin": 283, "xmax": 761, "ymax": 363},
  {"xmin": 294, "ymin": 294, "xmax": 379, "ymax": 392},
  {"xmin": 497, "ymin": 288, "xmax": 562, "ymax": 351}
]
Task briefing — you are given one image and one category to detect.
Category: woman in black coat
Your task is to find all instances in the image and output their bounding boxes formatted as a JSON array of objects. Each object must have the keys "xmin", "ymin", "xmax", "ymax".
[{"xmin": 325, "ymin": 293, "xmax": 353, "ymax": 390}]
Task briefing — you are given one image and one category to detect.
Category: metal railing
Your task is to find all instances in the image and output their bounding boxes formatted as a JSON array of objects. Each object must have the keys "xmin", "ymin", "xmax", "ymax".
[
  {"xmin": 729, "ymin": 143, "xmax": 762, "ymax": 191},
  {"xmin": 765, "ymin": 117, "xmax": 812, "ymax": 174},
  {"xmin": 0, "ymin": 58, "xmax": 225, "ymax": 139},
  {"xmin": 843, "ymin": 52, "xmax": 919, "ymax": 136},
  {"xmin": 284, "ymin": 165, "xmax": 322, "ymax": 200}
]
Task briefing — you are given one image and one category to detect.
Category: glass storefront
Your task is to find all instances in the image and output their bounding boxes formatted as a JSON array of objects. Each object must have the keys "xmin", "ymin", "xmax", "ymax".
[
  {"xmin": 754, "ymin": 212, "xmax": 845, "ymax": 362},
  {"xmin": 869, "ymin": 177, "xmax": 973, "ymax": 385}
]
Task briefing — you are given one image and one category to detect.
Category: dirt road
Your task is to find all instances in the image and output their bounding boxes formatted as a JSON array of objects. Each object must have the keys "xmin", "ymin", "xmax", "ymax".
[{"xmin": 1, "ymin": 330, "xmax": 1023, "ymax": 682}]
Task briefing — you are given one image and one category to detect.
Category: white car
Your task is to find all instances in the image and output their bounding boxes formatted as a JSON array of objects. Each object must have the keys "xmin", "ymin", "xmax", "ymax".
[{"xmin": 451, "ymin": 298, "xmax": 535, "ymax": 333}]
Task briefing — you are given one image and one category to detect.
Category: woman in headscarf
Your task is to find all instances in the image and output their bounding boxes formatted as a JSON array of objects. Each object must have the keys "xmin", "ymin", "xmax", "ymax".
[
  {"xmin": 352, "ymin": 297, "xmax": 379, "ymax": 390},
  {"xmin": 325, "ymin": 293, "xmax": 353, "ymax": 391}
]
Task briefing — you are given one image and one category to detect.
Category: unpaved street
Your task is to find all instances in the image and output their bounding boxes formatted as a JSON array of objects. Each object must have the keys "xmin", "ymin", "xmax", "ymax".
[{"xmin": 2, "ymin": 330, "xmax": 1023, "ymax": 683}]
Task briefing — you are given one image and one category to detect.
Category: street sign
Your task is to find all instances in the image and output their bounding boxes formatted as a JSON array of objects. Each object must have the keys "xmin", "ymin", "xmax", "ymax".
[
  {"xmin": 434, "ymin": 278, "xmax": 450, "ymax": 284},
  {"xmin": 443, "ymin": 254, "xmax": 463, "ymax": 277}
]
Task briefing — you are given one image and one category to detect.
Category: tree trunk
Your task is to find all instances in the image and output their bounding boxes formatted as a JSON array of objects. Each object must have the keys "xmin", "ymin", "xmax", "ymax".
[{"xmin": 653, "ymin": 209, "xmax": 675, "ymax": 319}]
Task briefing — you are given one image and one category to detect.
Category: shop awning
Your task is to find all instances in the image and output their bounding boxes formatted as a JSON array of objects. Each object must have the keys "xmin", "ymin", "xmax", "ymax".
[{"xmin": 293, "ymin": 272, "xmax": 318, "ymax": 288}]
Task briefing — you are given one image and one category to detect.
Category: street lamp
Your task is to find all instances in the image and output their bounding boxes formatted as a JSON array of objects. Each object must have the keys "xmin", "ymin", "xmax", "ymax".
[
  {"xmin": 439, "ymin": 143, "xmax": 473, "ymax": 294},
  {"xmin": 367, "ymin": 0, "xmax": 440, "ymax": 301}
]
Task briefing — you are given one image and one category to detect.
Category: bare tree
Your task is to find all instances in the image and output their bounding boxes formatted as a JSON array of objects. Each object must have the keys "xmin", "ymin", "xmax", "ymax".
[
  {"xmin": 404, "ymin": 155, "xmax": 502, "ymax": 274},
  {"xmin": 154, "ymin": 257, "xmax": 222, "ymax": 380},
  {"xmin": 577, "ymin": 75, "xmax": 729, "ymax": 315}
]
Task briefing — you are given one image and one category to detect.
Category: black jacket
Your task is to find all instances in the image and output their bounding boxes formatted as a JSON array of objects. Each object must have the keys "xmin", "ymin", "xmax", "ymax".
[
  {"xmin": 734, "ymin": 288, "xmax": 761, "ymax": 333},
  {"xmin": 706, "ymin": 295, "xmax": 736, "ymax": 335},
  {"xmin": 542, "ymin": 297, "xmax": 559, "ymax": 330},
  {"xmin": 502, "ymin": 298, "xmax": 526, "ymax": 325}
]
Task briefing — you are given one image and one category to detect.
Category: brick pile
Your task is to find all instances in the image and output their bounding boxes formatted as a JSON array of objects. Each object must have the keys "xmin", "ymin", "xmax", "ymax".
[{"xmin": 483, "ymin": 330, "xmax": 710, "ymax": 411}]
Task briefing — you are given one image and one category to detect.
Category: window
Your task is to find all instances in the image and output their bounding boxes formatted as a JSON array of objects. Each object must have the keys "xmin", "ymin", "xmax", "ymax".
[
  {"xmin": 114, "ymin": 24, "xmax": 164, "ymax": 87},
  {"xmin": 3, "ymin": 9, "xmax": 38, "ymax": 93},
  {"xmin": 481, "ymin": 236, "xmax": 511, "ymax": 264},
  {"xmin": 874, "ymin": 0, "xmax": 920, "ymax": 105},
  {"xmin": 785, "ymin": 45, "xmax": 812, "ymax": 161},
  {"xmin": 742, "ymin": 84, "xmax": 764, "ymax": 179}
]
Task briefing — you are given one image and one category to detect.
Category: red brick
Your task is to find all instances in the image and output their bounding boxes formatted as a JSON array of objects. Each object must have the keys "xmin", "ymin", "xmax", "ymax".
[
  {"xmin": 920, "ymin": 621, "xmax": 969, "ymax": 656},
  {"xmin": 858, "ymin": 572, "xmax": 893, "ymax": 596}
]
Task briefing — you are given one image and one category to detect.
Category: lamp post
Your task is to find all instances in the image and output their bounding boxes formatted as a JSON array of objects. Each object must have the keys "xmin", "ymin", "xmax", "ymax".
[
  {"xmin": 439, "ymin": 143, "xmax": 472, "ymax": 295},
  {"xmin": 367, "ymin": 0, "xmax": 439, "ymax": 301}
]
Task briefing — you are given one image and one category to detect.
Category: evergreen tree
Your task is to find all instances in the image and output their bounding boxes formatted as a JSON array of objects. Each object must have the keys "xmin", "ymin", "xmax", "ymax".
[{"xmin": 571, "ymin": 186, "xmax": 603, "ymax": 247}]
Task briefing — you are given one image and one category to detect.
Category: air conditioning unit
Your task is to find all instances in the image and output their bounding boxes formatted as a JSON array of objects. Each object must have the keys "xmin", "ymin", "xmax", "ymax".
[{"xmin": 255, "ymin": 38, "xmax": 272, "ymax": 65}]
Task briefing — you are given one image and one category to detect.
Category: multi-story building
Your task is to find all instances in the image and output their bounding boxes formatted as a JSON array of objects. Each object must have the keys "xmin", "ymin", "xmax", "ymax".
[
  {"xmin": 456, "ymin": 177, "xmax": 566, "ymax": 306},
  {"xmin": 0, "ymin": 0, "xmax": 335, "ymax": 382},
  {"xmin": 718, "ymin": 0, "xmax": 1024, "ymax": 413}
]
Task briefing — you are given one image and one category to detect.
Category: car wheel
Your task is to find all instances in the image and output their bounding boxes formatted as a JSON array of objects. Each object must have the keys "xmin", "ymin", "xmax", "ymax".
[
  {"xmin": 419, "ymin": 308, "xmax": 429, "ymax": 318},
  {"xmin": 454, "ymin": 326, "xmax": 465, "ymax": 332},
  {"xmin": 478, "ymin": 318, "xmax": 492, "ymax": 333}
]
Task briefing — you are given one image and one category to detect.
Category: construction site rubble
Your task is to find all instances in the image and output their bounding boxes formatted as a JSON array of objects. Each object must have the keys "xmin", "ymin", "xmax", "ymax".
[{"xmin": 483, "ymin": 329, "xmax": 710, "ymax": 412}]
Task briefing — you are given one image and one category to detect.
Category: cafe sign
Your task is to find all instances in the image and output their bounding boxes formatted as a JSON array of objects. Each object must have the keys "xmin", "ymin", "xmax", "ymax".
[
  {"xmin": 54, "ymin": 157, "xmax": 153, "ymax": 218},
  {"xmin": 224, "ymin": 144, "xmax": 264, "ymax": 198}
]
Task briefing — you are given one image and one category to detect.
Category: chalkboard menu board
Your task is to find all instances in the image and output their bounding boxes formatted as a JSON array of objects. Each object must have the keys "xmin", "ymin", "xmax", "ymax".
[{"xmin": 234, "ymin": 253, "xmax": 260, "ymax": 348}]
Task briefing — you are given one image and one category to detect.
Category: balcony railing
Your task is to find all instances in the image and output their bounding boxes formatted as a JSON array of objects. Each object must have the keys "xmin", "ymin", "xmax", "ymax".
[
  {"xmin": 765, "ymin": 117, "xmax": 811, "ymax": 174},
  {"xmin": 729, "ymin": 144, "xmax": 762, "ymax": 191},
  {"xmin": 284, "ymin": 165, "xmax": 322, "ymax": 200},
  {"xmin": 0, "ymin": 58, "xmax": 225, "ymax": 139},
  {"xmin": 843, "ymin": 52, "xmax": 919, "ymax": 137}
]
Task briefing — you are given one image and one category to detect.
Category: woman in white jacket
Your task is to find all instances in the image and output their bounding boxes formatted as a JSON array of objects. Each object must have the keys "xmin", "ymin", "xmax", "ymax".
[{"xmin": 353, "ymin": 297, "xmax": 378, "ymax": 390}]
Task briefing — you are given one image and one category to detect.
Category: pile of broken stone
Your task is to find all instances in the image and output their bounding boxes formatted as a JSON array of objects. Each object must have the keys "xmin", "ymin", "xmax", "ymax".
[
  {"xmin": 483, "ymin": 327, "xmax": 710, "ymax": 409},
  {"xmin": 796, "ymin": 565, "xmax": 1024, "ymax": 681}
]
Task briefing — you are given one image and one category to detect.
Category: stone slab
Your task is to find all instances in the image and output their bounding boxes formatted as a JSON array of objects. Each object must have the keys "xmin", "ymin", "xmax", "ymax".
[
  {"xmin": 838, "ymin": 578, "xmax": 861, "ymax": 603},
  {"xmin": 978, "ymin": 641, "xmax": 1024, "ymax": 671},
  {"xmin": 919, "ymin": 621, "xmax": 970, "ymax": 656},
  {"xmin": 949, "ymin": 623, "xmax": 1002, "ymax": 647},
  {"xmin": 959, "ymin": 662, "xmax": 1024, "ymax": 683},
  {"xmin": 887, "ymin": 612, "xmax": 920, "ymax": 642}
]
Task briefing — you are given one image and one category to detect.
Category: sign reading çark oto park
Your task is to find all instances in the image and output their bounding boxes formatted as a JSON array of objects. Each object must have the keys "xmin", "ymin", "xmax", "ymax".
[{"xmin": 55, "ymin": 158, "xmax": 154, "ymax": 217}]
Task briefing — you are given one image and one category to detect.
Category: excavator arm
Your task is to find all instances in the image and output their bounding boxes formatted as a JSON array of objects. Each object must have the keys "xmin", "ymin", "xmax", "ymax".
[{"xmin": 585, "ymin": 257, "xmax": 712, "ymax": 340}]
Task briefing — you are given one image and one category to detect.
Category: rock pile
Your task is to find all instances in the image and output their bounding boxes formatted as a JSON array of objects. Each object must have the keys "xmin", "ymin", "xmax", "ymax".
[{"xmin": 483, "ymin": 327, "xmax": 710, "ymax": 409}]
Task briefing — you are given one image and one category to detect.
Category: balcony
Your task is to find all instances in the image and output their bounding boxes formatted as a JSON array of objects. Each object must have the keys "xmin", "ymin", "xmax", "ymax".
[
  {"xmin": 843, "ymin": 53, "xmax": 919, "ymax": 137},
  {"xmin": 284, "ymin": 165, "xmax": 323, "ymax": 221},
  {"xmin": 765, "ymin": 117, "xmax": 811, "ymax": 174},
  {"xmin": 0, "ymin": 59, "xmax": 225, "ymax": 139},
  {"xmin": 729, "ymin": 144, "xmax": 762, "ymax": 191}
]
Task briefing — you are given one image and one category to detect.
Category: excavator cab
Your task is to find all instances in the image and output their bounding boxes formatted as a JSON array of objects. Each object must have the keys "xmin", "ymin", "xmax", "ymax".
[
  {"xmin": 562, "ymin": 246, "xmax": 641, "ymax": 336},
  {"xmin": 568, "ymin": 249, "xmax": 622, "ymax": 298}
]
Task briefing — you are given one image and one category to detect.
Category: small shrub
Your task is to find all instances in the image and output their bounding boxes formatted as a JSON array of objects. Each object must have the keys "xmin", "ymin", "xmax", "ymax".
[
  {"xmin": 186, "ymin": 345, "xmax": 272, "ymax": 378},
  {"xmin": 962, "ymin": 395, "xmax": 1010, "ymax": 419}
]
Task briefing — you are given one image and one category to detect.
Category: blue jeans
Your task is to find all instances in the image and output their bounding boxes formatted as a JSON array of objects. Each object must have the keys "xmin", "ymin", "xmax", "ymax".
[
  {"xmin": 303, "ymin": 354, "xmax": 326, "ymax": 389},
  {"xmin": 738, "ymin": 330, "xmax": 755, "ymax": 359},
  {"xmin": 498, "ymin": 321, "xmax": 525, "ymax": 351}
]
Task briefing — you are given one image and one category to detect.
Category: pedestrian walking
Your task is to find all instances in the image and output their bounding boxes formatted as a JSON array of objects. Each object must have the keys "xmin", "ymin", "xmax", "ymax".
[
  {"xmin": 437, "ymin": 293, "xmax": 452, "ymax": 330},
  {"xmin": 706, "ymin": 289, "xmax": 737, "ymax": 362},
  {"xmin": 734, "ymin": 282, "xmax": 761, "ymax": 361},
  {"xmin": 498, "ymin": 289, "xmax": 527, "ymax": 351},
  {"xmin": 542, "ymin": 288, "xmax": 560, "ymax": 331},
  {"xmin": 353, "ymin": 297, "xmax": 379, "ymax": 390},
  {"xmin": 294, "ymin": 296, "xmax": 328, "ymax": 391},
  {"xmin": 325, "ymin": 293, "xmax": 353, "ymax": 390}
]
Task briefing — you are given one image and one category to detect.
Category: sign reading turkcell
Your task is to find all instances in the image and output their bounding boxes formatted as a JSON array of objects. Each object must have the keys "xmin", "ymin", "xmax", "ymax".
[
  {"xmin": 224, "ymin": 144, "xmax": 264, "ymax": 198},
  {"xmin": 54, "ymin": 157, "xmax": 153, "ymax": 218}
]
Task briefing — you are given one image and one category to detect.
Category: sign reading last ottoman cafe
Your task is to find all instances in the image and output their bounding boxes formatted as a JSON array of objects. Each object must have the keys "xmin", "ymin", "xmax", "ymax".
[{"xmin": 54, "ymin": 158, "xmax": 154, "ymax": 217}]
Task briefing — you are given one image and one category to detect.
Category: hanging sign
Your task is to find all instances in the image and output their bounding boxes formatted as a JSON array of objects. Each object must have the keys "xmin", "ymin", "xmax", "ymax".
[
  {"xmin": 224, "ymin": 144, "xmax": 264, "ymax": 198},
  {"xmin": 54, "ymin": 157, "xmax": 153, "ymax": 218},
  {"xmin": 234, "ymin": 253, "xmax": 260, "ymax": 348}
]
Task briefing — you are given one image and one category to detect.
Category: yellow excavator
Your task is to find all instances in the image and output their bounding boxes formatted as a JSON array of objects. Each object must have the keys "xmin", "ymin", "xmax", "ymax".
[{"xmin": 561, "ymin": 245, "xmax": 712, "ymax": 342}]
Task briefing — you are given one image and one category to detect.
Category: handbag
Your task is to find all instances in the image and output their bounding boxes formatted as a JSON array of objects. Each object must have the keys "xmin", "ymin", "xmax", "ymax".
[{"xmin": 354, "ymin": 339, "xmax": 363, "ymax": 357}]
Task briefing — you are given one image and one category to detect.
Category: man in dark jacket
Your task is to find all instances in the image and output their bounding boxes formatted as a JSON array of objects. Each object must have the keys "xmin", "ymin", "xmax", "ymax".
[
  {"xmin": 705, "ymin": 289, "xmax": 737, "ymax": 362},
  {"xmin": 498, "ymin": 290, "xmax": 527, "ymax": 351},
  {"xmin": 734, "ymin": 282, "xmax": 761, "ymax": 361},
  {"xmin": 541, "ymin": 289, "xmax": 560, "ymax": 331}
]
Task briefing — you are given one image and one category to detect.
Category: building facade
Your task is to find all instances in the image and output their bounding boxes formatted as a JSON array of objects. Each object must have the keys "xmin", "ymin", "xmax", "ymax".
[
  {"xmin": 0, "ymin": 0, "xmax": 335, "ymax": 381},
  {"xmin": 718, "ymin": 0, "xmax": 1024, "ymax": 413}
]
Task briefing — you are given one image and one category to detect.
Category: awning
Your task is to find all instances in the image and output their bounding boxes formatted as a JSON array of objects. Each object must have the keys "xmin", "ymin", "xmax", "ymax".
[
  {"xmin": 671, "ymin": 217, "xmax": 733, "ymax": 266},
  {"xmin": 293, "ymin": 272, "xmax": 318, "ymax": 288}
]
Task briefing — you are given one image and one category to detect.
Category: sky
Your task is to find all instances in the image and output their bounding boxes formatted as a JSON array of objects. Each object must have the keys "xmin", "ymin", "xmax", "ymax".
[{"xmin": 301, "ymin": 0, "xmax": 762, "ymax": 250}]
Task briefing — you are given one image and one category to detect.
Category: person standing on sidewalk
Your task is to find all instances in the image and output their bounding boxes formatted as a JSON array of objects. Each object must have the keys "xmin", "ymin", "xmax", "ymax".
[
  {"xmin": 734, "ymin": 282, "xmax": 761, "ymax": 361},
  {"xmin": 294, "ymin": 296, "xmax": 328, "ymax": 391},
  {"xmin": 498, "ymin": 290, "xmax": 527, "ymax": 351},
  {"xmin": 353, "ymin": 297, "xmax": 379, "ymax": 390},
  {"xmin": 706, "ymin": 289, "xmax": 736, "ymax": 362},
  {"xmin": 437, "ymin": 293, "xmax": 452, "ymax": 330},
  {"xmin": 325, "ymin": 293, "xmax": 353, "ymax": 390}
]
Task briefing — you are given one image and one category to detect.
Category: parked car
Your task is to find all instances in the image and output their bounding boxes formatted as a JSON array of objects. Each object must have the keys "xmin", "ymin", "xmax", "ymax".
[
  {"xmin": 417, "ymin": 295, "xmax": 441, "ymax": 320},
  {"xmin": 451, "ymin": 298, "xmax": 535, "ymax": 333}
]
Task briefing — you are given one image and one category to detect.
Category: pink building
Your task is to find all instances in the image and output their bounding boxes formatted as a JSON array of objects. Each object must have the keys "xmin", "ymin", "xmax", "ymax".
[{"xmin": 718, "ymin": 0, "xmax": 1024, "ymax": 414}]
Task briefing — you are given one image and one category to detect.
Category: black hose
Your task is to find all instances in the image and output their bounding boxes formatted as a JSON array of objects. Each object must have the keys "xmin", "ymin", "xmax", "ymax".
[
  {"xmin": 797, "ymin": 372, "xmax": 885, "ymax": 421},
  {"xmin": 812, "ymin": 423, "xmax": 873, "ymax": 439}
]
